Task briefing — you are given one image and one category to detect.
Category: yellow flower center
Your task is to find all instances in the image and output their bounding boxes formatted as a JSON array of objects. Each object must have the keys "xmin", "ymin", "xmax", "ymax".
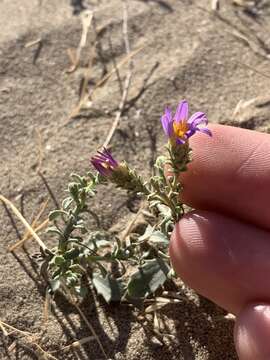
[
  {"xmin": 103, "ymin": 160, "xmax": 112, "ymax": 169},
  {"xmin": 173, "ymin": 120, "xmax": 189, "ymax": 139}
]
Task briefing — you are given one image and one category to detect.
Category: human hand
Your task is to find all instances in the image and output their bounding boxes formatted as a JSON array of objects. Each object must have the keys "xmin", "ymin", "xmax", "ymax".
[{"xmin": 169, "ymin": 124, "xmax": 270, "ymax": 360}]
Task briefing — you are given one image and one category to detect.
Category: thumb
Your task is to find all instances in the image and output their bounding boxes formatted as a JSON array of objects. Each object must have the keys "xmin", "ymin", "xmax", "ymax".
[{"xmin": 234, "ymin": 303, "xmax": 270, "ymax": 360}]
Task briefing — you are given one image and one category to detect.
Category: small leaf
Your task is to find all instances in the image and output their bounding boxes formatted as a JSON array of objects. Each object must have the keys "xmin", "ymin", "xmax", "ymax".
[
  {"xmin": 74, "ymin": 285, "xmax": 88, "ymax": 298},
  {"xmin": 47, "ymin": 226, "xmax": 64, "ymax": 238},
  {"xmin": 52, "ymin": 255, "xmax": 65, "ymax": 266},
  {"xmin": 86, "ymin": 231, "xmax": 111, "ymax": 250},
  {"xmin": 149, "ymin": 231, "xmax": 169, "ymax": 247},
  {"xmin": 50, "ymin": 278, "xmax": 61, "ymax": 293},
  {"xmin": 69, "ymin": 183, "xmax": 79, "ymax": 202},
  {"xmin": 138, "ymin": 225, "xmax": 153, "ymax": 241},
  {"xmin": 70, "ymin": 173, "xmax": 84, "ymax": 184},
  {"xmin": 64, "ymin": 248, "xmax": 81, "ymax": 260},
  {"xmin": 157, "ymin": 204, "xmax": 171, "ymax": 217},
  {"xmin": 62, "ymin": 197, "xmax": 73, "ymax": 210},
  {"xmin": 92, "ymin": 273, "xmax": 124, "ymax": 303},
  {"xmin": 127, "ymin": 258, "xmax": 170, "ymax": 299},
  {"xmin": 49, "ymin": 210, "xmax": 68, "ymax": 221}
]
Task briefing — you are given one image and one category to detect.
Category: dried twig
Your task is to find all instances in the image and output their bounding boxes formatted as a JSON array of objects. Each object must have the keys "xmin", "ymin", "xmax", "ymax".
[
  {"xmin": 0, "ymin": 195, "xmax": 48, "ymax": 252},
  {"xmin": 102, "ymin": 0, "xmax": 134, "ymax": 148}
]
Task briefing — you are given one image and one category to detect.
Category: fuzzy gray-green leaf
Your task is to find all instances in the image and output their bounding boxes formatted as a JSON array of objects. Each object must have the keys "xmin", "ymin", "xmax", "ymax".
[
  {"xmin": 92, "ymin": 273, "xmax": 124, "ymax": 303},
  {"xmin": 127, "ymin": 258, "xmax": 170, "ymax": 299}
]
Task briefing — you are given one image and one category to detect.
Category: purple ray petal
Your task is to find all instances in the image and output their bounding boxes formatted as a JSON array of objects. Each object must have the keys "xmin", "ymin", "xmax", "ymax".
[
  {"xmin": 197, "ymin": 127, "xmax": 212, "ymax": 137},
  {"xmin": 185, "ymin": 128, "xmax": 196, "ymax": 139},
  {"xmin": 175, "ymin": 100, "xmax": 189, "ymax": 123},
  {"xmin": 188, "ymin": 112, "xmax": 207, "ymax": 127},
  {"xmin": 161, "ymin": 107, "xmax": 173, "ymax": 137},
  {"xmin": 175, "ymin": 137, "xmax": 187, "ymax": 145},
  {"xmin": 91, "ymin": 148, "xmax": 118, "ymax": 177}
]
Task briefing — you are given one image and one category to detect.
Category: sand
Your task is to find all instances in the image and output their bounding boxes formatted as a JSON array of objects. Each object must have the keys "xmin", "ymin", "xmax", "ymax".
[{"xmin": 1, "ymin": 0, "xmax": 270, "ymax": 358}]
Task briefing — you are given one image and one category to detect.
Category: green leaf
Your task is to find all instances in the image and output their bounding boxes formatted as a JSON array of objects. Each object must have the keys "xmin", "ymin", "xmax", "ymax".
[
  {"xmin": 47, "ymin": 226, "xmax": 64, "ymax": 238},
  {"xmin": 157, "ymin": 204, "xmax": 171, "ymax": 218},
  {"xmin": 85, "ymin": 231, "xmax": 111, "ymax": 250},
  {"xmin": 149, "ymin": 231, "xmax": 169, "ymax": 247},
  {"xmin": 50, "ymin": 278, "xmax": 61, "ymax": 293},
  {"xmin": 138, "ymin": 225, "xmax": 153, "ymax": 241},
  {"xmin": 52, "ymin": 255, "xmax": 65, "ymax": 266},
  {"xmin": 74, "ymin": 285, "xmax": 88, "ymax": 298},
  {"xmin": 62, "ymin": 197, "xmax": 73, "ymax": 210},
  {"xmin": 69, "ymin": 183, "xmax": 79, "ymax": 202},
  {"xmin": 127, "ymin": 258, "xmax": 170, "ymax": 299},
  {"xmin": 92, "ymin": 273, "xmax": 124, "ymax": 303},
  {"xmin": 139, "ymin": 226, "xmax": 169, "ymax": 247},
  {"xmin": 49, "ymin": 210, "xmax": 68, "ymax": 221},
  {"xmin": 64, "ymin": 248, "xmax": 81, "ymax": 260}
]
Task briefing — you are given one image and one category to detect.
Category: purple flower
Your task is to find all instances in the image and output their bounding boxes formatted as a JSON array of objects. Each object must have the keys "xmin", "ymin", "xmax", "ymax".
[
  {"xmin": 161, "ymin": 100, "xmax": 212, "ymax": 144},
  {"xmin": 91, "ymin": 148, "xmax": 119, "ymax": 177}
]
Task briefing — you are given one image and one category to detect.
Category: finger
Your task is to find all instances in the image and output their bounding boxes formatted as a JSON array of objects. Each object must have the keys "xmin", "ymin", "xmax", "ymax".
[
  {"xmin": 170, "ymin": 210, "xmax": 270, "ymax": 315},
  {"xmin": 234, "ymin": 303, "xmax": 270, "ymax": 360},
  {"xmin": 181, "ymin": 124, "xmax": 270, "ymax": 230}
]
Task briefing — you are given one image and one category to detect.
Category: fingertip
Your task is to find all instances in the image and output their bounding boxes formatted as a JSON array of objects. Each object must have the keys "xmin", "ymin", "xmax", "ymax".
[
  {"xmin": 235, "ymin": 304, "xmax": 270, "ymax": 360},
  {"xmin": 169, "ymin": 211, "xmax": 210, "ymax": 285}
]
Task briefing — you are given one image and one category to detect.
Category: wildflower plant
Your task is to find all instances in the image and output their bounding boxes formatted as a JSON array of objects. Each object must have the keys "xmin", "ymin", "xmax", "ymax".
[{"xmin": 41, "ymin": 100, "xmax": 211, "ymax": 302}]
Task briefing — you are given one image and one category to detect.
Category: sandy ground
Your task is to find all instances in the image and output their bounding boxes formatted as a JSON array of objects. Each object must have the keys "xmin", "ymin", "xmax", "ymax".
[{"xmin": 1, "ymin": 0, "xmax": 270, "ymax": 359}]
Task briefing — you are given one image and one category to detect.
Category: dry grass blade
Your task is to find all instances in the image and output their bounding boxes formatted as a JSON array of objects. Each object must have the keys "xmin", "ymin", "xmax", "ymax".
[
  {"xmin": 232, "ymin": 0, "xmax": 256, "ymax": 7},
  {"xmin": 153, "ymin": 312, "xmax": 160, "ymax": 332},
  {"xmin": 232, "ymin": 97, "xmax": 257, "ymax": 118},
  {"xmin": 9, "ymin": 197, "xmax": 49, "ymax": 251},
  {"xmin": 0, "ymin": 195, "xmax": 48, "ymax": 251},
  {"xmin": 43, "ymin": 289, "xmax": 52, "ymax": 324},
  {"xmin": 0, "ymin": 321, "xmax": 9, "ymax": 336},
  {"xmin": 73, "ymin": 303, "xmax": 108, "ymax": 359},
  {"xmin": 145, "ymin": 297, "xmax": 181, "ymax": 313},
  {"xmin": 119, "ymin": 204, "xmax": 144, "ymax": 244},
  {"xmin": 212, "ymin": 0, "xmax": 220, "ymax": 11},
  {"xmin": 161, "ymin": 291, "xmax": 189, "ymax": 301},
  {"xmin": 25, "ymin": 38, "xmax": 42, "ymax": 48},
  {"xmin": 63, "ymin": 285, "xmax": 108, "ymax": 359},
  {"xmin": 9, "ymin": 219, "xmax": 49, "ymax": 252},
  {"xmin": 92, "ymin": 46, "xmax": 143, "ymax": 94},
  {"xmin": 234, "ymin": 61, "xmax": 270, "ymax": 79},
  {"xmin": 69, "ymin": 46, "xmax": 143, "ymax": 120},
  {"xmin": 50, "ymin": 336, "xmax": 95, "ymax": 354},
  {"xmin": 102, "ymin": 0, "xmax": 134, "ymax": 148},
  {"xmin": 35, "ymin": 129, "xmax": 44, "ymax": 173},
  {"xmin": 0, "ymin": 320, "xmax": 59, "ymax": 359},
  {"xmin": 0, "ymin": 320, "xmax": 33, "ymax": 336},
  {"xmin": 227, "ymin": 29, "xmax": 270, "ymax": 60},
  {"xmin": 66, "ymin": 10, "xmax": 93, "ymax": 73}
]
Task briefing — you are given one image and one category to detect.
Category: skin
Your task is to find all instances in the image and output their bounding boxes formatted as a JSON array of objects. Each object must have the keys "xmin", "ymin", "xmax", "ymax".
[{"xmin": 169, "ymin": 124, "xmax": 270, "ymax": 360}]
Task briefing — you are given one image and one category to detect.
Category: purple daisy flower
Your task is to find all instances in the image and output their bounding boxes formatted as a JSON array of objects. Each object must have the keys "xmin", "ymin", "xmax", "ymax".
[
  {"xmin": 91, "ymin": 148, "xmax": 119, "ymax": 177},
  {"xmin": 161, "ymin": 100, "xmax": 212, "ymax": 144}
]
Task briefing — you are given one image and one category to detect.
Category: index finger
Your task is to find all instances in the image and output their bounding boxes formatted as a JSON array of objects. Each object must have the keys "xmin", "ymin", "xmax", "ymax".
[{"xmin": 181, "ymin": 124, "xmax": 270, "ymax": 230}]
